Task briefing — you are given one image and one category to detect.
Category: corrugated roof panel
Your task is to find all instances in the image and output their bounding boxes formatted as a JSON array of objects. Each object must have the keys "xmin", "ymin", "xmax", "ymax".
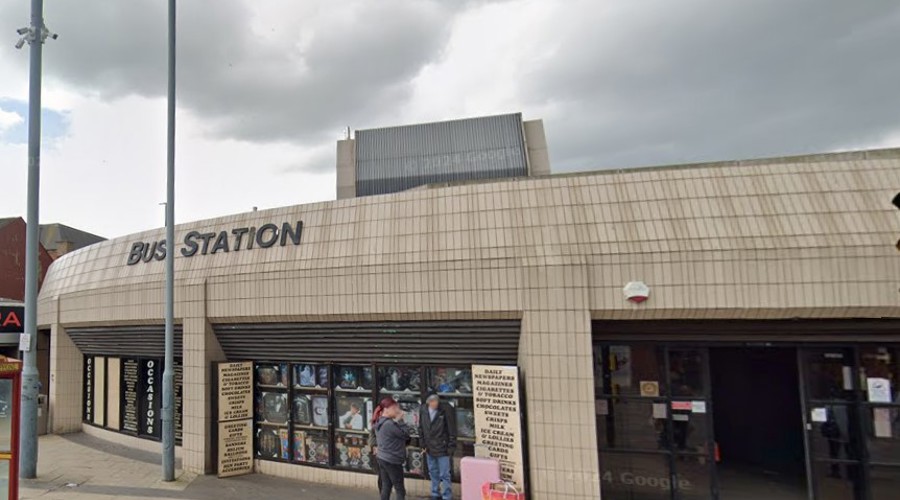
[{"xmin": 355, "ymin": 113, "xmax": 528, "ymax": 196}]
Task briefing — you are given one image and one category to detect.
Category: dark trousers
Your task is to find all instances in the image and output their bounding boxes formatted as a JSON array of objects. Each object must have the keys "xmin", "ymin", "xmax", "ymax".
[{"xmin": 377, "ymin": 459, "xmax": 406, "ymax": 500}]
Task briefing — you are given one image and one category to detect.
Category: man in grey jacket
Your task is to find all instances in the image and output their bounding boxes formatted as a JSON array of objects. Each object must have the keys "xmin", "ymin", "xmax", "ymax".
[{"xmin": 375, "ymin": 397, "xmax": 412, "ymax": 500}]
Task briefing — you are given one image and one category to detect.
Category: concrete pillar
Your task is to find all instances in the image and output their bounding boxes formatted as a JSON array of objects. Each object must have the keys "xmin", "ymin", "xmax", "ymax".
[
  {"xmin": 523, "ymin": 120, "xmax": 551, "ymax": 176},
  {"xmin": 48, "ymin": 323, "xmax": 83, "ymax": 433},
  {"xmin": 181, "ymin": 280, "xmax": 226, "ymax": 474},
  {"xmin": 181, "ymin": 315, "xmax": 226, "ymax": 473},
  {"xmin": 519, "ymin": 309, "xmax": 600, "ymax": 500},
  {"xmin": 336, "ymin": 138, "xmax": 357, "ymax": 199}
]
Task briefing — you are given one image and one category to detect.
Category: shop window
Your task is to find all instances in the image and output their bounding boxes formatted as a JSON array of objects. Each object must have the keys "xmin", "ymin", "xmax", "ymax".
[
  {"xmin": 252, "ymin": 361, "xmax": 476, "ymax": 481},
  {"xmin": 254, "ymin": 363, "xmax": 290, "ymax": 460},
  {"xmin": 595, "ymin": 345, "xmax": 666, "ymax": 397},
  {"xmin": 597, "ymin": 399, "xmax": 666, "ymax": 451},
  {"xmin": 81, "ymin": 355, "xmax": 182, "ymax": 445}
]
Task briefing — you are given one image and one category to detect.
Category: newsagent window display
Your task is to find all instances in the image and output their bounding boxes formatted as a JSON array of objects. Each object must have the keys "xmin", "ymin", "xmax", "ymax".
[{"xmin": 254, "ymin": 362, "xmax": 476, "ymax": 480}]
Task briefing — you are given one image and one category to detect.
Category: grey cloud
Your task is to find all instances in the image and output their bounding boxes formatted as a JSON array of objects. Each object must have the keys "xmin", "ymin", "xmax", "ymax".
[
  {"xmin": 2, "ymin": 0, "xmax": 460, "ymax": 148},
  {"xmin": 4, "ymin": 0, "xmax": 899, "ymax": 175},
  {"xmin": 521, "ymin": 0, "xmax": 900, "ymax": 171}
]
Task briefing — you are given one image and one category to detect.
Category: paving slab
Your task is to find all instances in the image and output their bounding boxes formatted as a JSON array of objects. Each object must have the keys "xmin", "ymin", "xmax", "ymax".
[{"xmin": 20, "ymin": 433, "xmax": 394, "ymax": 499}]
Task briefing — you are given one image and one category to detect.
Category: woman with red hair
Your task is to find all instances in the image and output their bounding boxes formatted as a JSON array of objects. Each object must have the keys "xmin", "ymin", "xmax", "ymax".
[{"xmin": 373, "ymin": 397, "xmax": 412, "ymax": 500}]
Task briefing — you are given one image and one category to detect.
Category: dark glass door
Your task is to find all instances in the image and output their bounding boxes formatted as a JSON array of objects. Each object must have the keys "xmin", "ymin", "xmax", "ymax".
[
  {"xmin": 799, "ymin": 348, "xmax": 866, "ymax": 500},
  {"xmin": 858, "ymin": 346, "xmax": 900, "ymax": 500},
  {"xmin": 594, "ymin": 344, "xmax": 715, "ymax": 500}
]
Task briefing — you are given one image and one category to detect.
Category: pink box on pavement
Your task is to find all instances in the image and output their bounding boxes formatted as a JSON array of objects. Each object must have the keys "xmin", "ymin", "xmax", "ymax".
[{"xmin": 460, "ymin": 456, "xmax": 501, "ymax": 500}]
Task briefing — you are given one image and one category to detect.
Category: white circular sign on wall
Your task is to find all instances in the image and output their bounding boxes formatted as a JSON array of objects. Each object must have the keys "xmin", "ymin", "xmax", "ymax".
[{"xmin": 623, "ymin": 281, "xmax": 650, "ymax": 303}]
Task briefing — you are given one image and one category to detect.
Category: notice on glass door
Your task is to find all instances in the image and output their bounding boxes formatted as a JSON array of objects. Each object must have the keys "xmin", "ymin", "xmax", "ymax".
[
  {"xmin": 867, "ymin": 378, "xmax": 892, "ymax": 403},
  {"xmin": 873, "ymin": 408, "xmax": 893, "ymax": 438},
  {"xmin": 811, "ymin": 408, "xmax": 828, "ymax": 423},
  {"xmin": 473, "ymin": 365, "xmax": 525, "ymax": 490}
]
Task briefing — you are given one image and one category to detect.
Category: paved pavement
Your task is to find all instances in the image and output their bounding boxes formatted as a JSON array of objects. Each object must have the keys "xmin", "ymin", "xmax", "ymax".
[{"xmin": 21, "ymin": 433, "xmax": 379, "ymax": 499}]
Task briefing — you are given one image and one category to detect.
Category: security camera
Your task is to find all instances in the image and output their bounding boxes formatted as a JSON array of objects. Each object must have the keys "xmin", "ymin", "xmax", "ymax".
[
  {"xmin": 50, "ymin": 33, "xmax": 58, "ymax": 40},
  {"xmin": 16, "ymin": 27, "xmax": 29, "ymax": 35},
  {"xmin": 14, "ymin": 38, "xmax": 25, "ymax": 49}
]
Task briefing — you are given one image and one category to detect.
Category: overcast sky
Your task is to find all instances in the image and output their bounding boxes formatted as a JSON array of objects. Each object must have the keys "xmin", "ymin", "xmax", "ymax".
[{"xmin": 1, "ymin": 0, "xmax": 899, "ymax": 238}]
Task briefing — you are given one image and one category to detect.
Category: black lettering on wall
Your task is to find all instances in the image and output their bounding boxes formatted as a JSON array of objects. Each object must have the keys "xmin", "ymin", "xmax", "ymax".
[
  {"xmin": 174, "ymin": 360, "xmax": 183, "ymax": 443},
  {"xmin": 247, "ymin": 227, "xmax": 257, "ymax": 249},
  {"xmin": 154, "ymin": 240, "xmax": 167, "ymax": 261},
  {"xmin": 128, "ymin": 220, "xmax": 304, "ymax": 264},
  {"xmin": 127, "ymin": 242, "xmax": 145, "ymax": 266},
  {"xmin": 141, "ymin": 242, "xmax": 158, "ymax": 263},
  {"xmin": 256, "ymin": 223, "xmax": 279, "ymax": 248},
  {"xmin": 280, "ymin": 221, "xmax": 303, "ymax": 246},
  {"xmin": 139, "ymin": 358, "xmax": 161, "ymax": 439},
  {"xmin": 83, "ymin": 356, "xmax": 94, "ymax": 421},
  {"xmin": 231, "ymin": 228, "xmax": 249, "ymax": 251},
  {"xmin": 211, "ymin": 231, "xmax": 230, "ymax": 254},
  {"xmin": 199, "ymin": 232, "xmax": 216, "ymax": 255},
  {"xmin": 181, "ymin": 231, "xmax": 200, "ymax": 257}
]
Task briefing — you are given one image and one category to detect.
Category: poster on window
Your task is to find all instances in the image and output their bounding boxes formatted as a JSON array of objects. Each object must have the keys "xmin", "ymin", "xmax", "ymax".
[
  {"xmin": 120, "ymin": 358, "xmax": 140, "ymax": 433},
  {"xmin": 609, "ymin": 346, "xmax": 632, "ymax": 389},
  {"xmin": 472, "ymin": 365, "xmax": 525, "ymax": 490}
]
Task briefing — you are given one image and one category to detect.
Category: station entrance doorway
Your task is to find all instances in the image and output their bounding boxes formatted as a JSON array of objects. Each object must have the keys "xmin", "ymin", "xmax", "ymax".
[
  {"xmin": 710, "ymin": 346, "xmax": 806, "ymax": 499},
  {"xmin": 592, "ymin": 320, "xmax": 900, "ymax": 500}
]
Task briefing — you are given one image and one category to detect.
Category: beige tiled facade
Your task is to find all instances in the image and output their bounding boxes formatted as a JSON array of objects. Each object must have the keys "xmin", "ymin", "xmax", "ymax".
[{"xmin": 37, "ymin": 149, "xmax": 900, "ymax": 500}]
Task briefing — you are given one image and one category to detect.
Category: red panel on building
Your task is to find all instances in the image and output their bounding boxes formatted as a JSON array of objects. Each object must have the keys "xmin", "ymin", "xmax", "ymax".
[{"xmin": 0, "ymin": 218, "xmax": 54, "ymax": 302}]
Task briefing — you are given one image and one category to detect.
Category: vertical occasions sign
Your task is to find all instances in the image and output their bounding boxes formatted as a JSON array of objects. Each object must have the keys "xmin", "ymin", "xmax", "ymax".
[{"xmin": 472, "ymin": 365, "xmax": 525, "ymax": 489}]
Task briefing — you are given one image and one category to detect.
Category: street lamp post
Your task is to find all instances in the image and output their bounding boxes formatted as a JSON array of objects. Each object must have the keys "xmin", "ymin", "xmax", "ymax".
[
  {"xmin": 15, "ymin": 0, "xmax": 55, "ymax": 480},
  {"xmin": 161, "ymin": 0, "xmax": 177, "ymax": 482}
]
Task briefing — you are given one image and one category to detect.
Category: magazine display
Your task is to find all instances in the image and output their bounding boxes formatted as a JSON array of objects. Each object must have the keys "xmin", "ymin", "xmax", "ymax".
[
  {"xmin": 256, "ymin": 363, "xmax": 289, "ymax": 388},
  {"xmin": 311, "ymin": 396, "xmax": 329, "ymax": 428},
  {"xmin": 256, "ymin": 427, "xmax": 282, "ymax": 459},
  {"xmin": 405, "ymin": 447, "xmax": 424, "ymax": 475},
  {"xmin": 336, "ymin": 396, "xmax": 370, "ymax": 432},
  {"xmin": 456, "ymin": 407, "xmax": 476, "ymax": 438},
  {"xmin": 251, "ymin": 361, "xmax": 479, "ymax": 475},
  {"xmin": 361, "ymin": 366, "xmax": 374, "ymax": 390},
  {"xmin": 294, "ymin": 430, "xmax": 329, "ymax": 465},
  {"xmin": 336, "ymin": 434, "xmax": 372, "ymax": 470},
  {"xmin": 295, "ymin": 364, "xmax": 317, "ymax": 388},
  {"xmin": 256, "ymin": 392, "xmax": 288, "ymax": 424},
  {"xmin": 279, "ymin": 428, "xmax": 290, "ymax": 460},
  {"xmin": 380, "ymin": 366, "xmax": 421, "ymax": 392},
  {"xmin": 397, "ymin": 400, "xmax": 421, "ymax": 436},
  {"xmin": 317, "ymin": 366, "xmax": 330, "ymax": 388},
  {"xmin": 429, "ymin": 367, "xmax": 473, "ymax": 395},
  {"xmin": 293, "ymin": 395, "xmax": 311, "ymax": 426},
  {"xmin": 338, "ymin": 366, "xmax": 361, "ymax": 390}
]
